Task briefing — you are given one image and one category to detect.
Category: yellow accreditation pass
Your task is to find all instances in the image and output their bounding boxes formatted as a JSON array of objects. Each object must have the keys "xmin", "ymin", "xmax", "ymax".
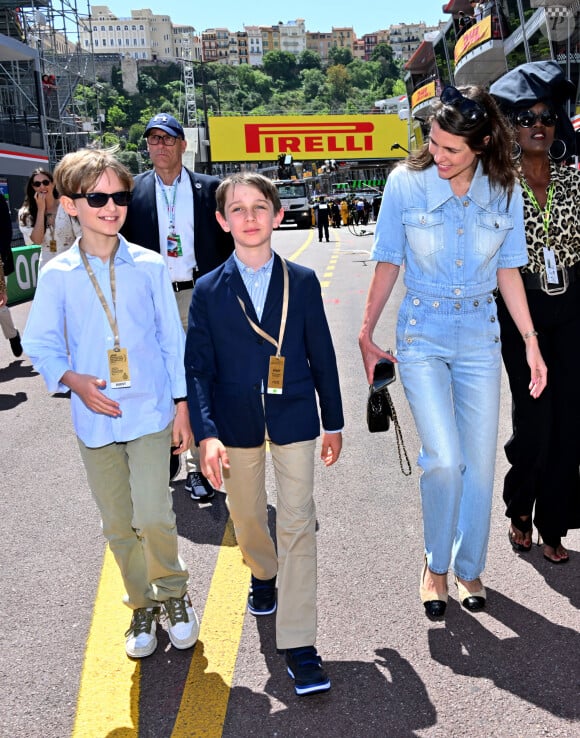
[
  {"xmin": 49, "ymin": 239, "xmax": 57, "ymax": 252},
  {"xmin": 107, "ymin": 347, "xmax": 131, "ymax": 389},
  {"xmin": 267, "ymin": 355, "xmax": 285, "ymax": 395}
]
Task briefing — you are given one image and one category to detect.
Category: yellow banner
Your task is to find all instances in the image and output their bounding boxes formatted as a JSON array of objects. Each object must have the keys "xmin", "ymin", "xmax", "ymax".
[
  {"xmin": 411, "ymin": 81, "xmax": 436, "ymax": 110},
  {"xmin": 455, "ymin": 15, "xmax": 492, "ymax": 64},
  {"xmin": 208, "ymin": 114, "xmax": 410, "ymax": 162}
]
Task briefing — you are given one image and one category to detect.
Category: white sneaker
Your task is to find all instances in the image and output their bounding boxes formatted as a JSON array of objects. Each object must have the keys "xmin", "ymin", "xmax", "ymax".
[
  {"xmin": 125, "ymin": 607, "xmax": 160, "ymax": 659},
  {"xmin": 163, "ymin": 594, "xmax": 199, "ymax": 650}
]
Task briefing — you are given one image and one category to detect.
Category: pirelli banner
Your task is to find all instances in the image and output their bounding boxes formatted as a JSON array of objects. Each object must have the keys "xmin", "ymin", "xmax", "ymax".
[{"xmin": 208, "ymin": 115, "xmax": 410, "ymax": 162}]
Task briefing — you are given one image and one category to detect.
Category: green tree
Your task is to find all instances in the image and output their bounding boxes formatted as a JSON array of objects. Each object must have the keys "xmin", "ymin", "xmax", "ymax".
[
  {"xmin": 298, "ymin": 49, "xmax": 322, "ymax": 70},
  {"xmin": 327, "ymin": 64, "xmax": 350, "ymax": 102},
  {"xmin": 262, "ymin": 51, "xmax": 298, "ymax": 88},
  {"xmin": 327, "ymin": 46, "xmax": 353, "ymax": 67},
  {"xmin": 106, "ymin": 104, "xmax": 128, "ymax": 129},
  {"xmin": 300, "ymin": 68, "xmax": 328, "ymax": 101}
]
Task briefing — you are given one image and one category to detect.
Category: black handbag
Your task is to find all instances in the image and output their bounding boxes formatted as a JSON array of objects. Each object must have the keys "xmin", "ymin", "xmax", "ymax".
[
  {"xmin": 367, "ymin": 385, "xmax": 392, "ymax": 433},
  {"xmin": 366, "ymin": 360, "xmax": 412, "ymax": 476}
]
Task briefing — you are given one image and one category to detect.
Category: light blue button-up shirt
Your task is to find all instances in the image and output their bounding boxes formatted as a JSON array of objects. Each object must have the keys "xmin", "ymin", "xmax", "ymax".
[
  {"xmin": 234, "ymin": 251, "xmax": 274, "ymax": 321},
  {"xmin": 371, "ymin": 162, "xmax": 528, "ymax": 299},
  {"xmin": 23, "ymin": 236, "xmax": 186, "ymax": 447}
]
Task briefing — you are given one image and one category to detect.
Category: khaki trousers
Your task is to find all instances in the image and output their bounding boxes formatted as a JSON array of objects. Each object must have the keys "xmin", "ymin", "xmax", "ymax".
[
  {"xmin": 0, "ymin": 305, "xmax": 17, "ymax": 340},
  {"xmin": 224, "ymin": 439, "xmax": 317, "ymax": 650},
  {"xmin": 175, "ymin": 286, "xmax": 200, "ymax": 475},
  {"xmin": 78, "ymin": 423, "xmax": 189, "ymax": 609}
]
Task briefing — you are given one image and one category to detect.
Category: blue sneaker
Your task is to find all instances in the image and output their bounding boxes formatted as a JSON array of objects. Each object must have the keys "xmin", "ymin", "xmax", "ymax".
[
  {"xmin": 285, "ymin": 646, "xmax": 331, "ymax": 696},
  {"xmin": 247, "ymin": 575, "xmax": 276, "ymax": 615}
]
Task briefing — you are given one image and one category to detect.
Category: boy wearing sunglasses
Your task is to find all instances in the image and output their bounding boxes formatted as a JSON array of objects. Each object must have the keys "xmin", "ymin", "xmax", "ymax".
[{"xmin": 23, "ymin": 148, "xmax": 200, "ymax": 659}]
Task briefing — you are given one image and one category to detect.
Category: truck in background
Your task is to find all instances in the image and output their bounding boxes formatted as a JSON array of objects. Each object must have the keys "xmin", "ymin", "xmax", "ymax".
[{"xmin": 273, "ymin": 179, "xmax": 312, "ymax": 229}]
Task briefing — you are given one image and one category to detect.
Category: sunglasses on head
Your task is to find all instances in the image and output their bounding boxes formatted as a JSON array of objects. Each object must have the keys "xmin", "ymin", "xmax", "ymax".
[
  {"xmin": 514, "ymin": 109, "xmax": 557, "ymax": 128},
  {"xmin": 70, "ymin": 191, "xmax": 132, "ymax": 208},
  {"xmin": 32, "ymin": 179, "xmax": 51, "ymax": 187},
  {"xmin": 440, "ymin": 86, "xmax": 488, "ymax": 124}
]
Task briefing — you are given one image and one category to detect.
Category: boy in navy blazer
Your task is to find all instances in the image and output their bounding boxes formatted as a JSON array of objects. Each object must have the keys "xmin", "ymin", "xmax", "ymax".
[{"xmin": 185, "ymin": 173, "xmax": 344, "ymax": 696}]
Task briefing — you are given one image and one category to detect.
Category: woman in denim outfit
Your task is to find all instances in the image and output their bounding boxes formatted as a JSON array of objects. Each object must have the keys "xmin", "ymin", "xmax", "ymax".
[{"xmin": 359, "ymin": 86, "xmax": 547, "ymax": 618}]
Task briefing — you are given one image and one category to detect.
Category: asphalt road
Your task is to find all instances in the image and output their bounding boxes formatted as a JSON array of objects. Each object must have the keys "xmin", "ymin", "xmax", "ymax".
[{"xmin": 1, "ymin": 224, "xmax": 578, "ymax": 738}]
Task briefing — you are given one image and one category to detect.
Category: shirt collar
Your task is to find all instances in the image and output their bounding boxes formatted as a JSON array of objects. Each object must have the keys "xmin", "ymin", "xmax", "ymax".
[
  {"xmin": 424, "ymin": 160, "xmax": 493, "ymax": 212},
  {"xmin": 233, "ymin": 250, "xmax": 274, "ymax": 275},
  {"xmin": 65, "ymin": 234, "xmax": 135, "ymax": 268}
]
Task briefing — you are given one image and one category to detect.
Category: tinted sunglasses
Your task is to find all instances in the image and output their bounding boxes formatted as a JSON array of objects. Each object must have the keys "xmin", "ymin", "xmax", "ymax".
[
  {"xmin": 515, "ymin": 109, "xmax": 557, "ymax": 128},
  {"xmin": 32, "ymin": 179, "xmax": 51, "ymax": 187},
  {"xmin": 440, "ymin": 85, "xmax": 488, "ymax": 123},
  {"xmin": 70, "ymin": 191, "xmax": 132, "ymax": 208}
]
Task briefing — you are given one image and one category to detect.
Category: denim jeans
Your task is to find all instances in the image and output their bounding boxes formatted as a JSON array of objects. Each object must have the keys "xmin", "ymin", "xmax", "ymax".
[{"xmin": 397, "ymin": 291, "xmax": 502, "ymax": 581}]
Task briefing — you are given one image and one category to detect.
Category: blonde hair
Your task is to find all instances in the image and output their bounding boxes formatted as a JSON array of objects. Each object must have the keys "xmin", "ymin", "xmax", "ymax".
[{"xmin": 54, "ymin": 148, "xmax": 133, "ymax": 197}]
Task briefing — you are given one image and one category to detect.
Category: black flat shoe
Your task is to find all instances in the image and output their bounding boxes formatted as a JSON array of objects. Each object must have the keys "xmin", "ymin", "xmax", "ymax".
[
  {"xmin": 420, "ymin": 559, "xmax": 447, "ymax": 619},
  {"xmin": 455, "ymin": 576, "xmax": 486, "ymax": 612}
]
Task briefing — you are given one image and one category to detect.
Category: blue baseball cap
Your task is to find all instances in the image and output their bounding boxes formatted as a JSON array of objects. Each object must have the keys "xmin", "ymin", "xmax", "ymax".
[{"xmin": 144, "ymin": 113, "xmax": 184, "ymax": 139}]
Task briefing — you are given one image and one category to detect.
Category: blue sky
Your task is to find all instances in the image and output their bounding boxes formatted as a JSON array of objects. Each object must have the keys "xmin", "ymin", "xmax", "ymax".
[{"xmin": 97, "ymin": 1, "xmax": 446, "ymax": 37}]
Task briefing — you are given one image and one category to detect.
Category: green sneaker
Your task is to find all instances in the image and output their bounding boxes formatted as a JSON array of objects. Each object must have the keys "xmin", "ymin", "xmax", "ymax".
[
  {"xmin": 125, "ymin": 607, "xmax": 160, "ymax": 659},
  {"xmin": 163, "ymin": 594, "xmax": 199, "ymax": 650}
]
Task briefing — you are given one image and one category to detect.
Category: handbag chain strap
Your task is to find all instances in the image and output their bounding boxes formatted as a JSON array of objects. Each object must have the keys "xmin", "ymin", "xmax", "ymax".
[{"xmin": 385, "ymin": 389, "xmax": 412, "ymax": 476}]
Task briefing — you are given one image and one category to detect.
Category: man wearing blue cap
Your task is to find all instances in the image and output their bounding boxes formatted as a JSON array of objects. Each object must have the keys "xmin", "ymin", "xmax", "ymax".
[{"xmin": 122, "ymin": 112, "xmax": 233, "ymax": 502}]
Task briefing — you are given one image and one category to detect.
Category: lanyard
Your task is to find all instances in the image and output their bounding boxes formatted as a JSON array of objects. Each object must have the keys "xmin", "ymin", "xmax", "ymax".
[
  {"xmin": 520, "ymin": 178, "xmax": 555, "ymax": 243},
  {"xmin": 156, "ymin": 172, "xmax": 180, "ymax": 233},
  {"xmin": 237, "ymin": 258, "xmax": 289, "ymax": 357},
  {"xmin": 80, "ymin": 242, "xmax": 121, "ymax": 350}
]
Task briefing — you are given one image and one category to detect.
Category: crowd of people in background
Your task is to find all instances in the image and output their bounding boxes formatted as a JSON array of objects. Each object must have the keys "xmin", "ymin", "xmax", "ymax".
[{"xmin": 311, "ymin": 193, "xmax": 381, "ymax": 229}]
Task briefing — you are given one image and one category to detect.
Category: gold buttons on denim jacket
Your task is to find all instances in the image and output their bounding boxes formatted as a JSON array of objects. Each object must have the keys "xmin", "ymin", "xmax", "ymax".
[
  {"xmin": 456, "ymin": 260, "xmax": 463, "ymax": 267},
  {"xmin": 413, "ymin": 298, "xmax": 420, "ymax": 306},
  {"xmin": 457, "ymin": 228, "xmax": 464, "ymax": 235},
  {"xmin": 463, "ymin": 200, "xmax": 469, "ymax": 207},
  {"xmin": 454, "ymin": 288, "xmax": 461, "ymax": 295},
  {"xmin": 490, "ymin": 316, "xmax": 496, "ymax": 322},
  {"xmin": 432, "ymin": 301, "xmax": 440, "ymax": 308},
  {"xmin": 410, "ymin": 318, "xmax": 417, "ymax": 325},
  {"xmin": 473, "ymin": 300, "xmax": 479, "ymax": 307},
  {"xmin": 454, "ymin": 303, "xmax": 461, "ymax": 310}
]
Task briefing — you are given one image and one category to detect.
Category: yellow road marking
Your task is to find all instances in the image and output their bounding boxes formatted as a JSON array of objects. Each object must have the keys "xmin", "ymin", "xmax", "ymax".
[
  {"xmin": 288, "ymin": 228, "xmax": 314, "ymax": 262},
  {"xmin": 171, "ymin": 520, "xmax": 249, "ymax": 737},
  {"xmin": 72, "ymin": 547, "xmax": 139, "ymax": 737}
]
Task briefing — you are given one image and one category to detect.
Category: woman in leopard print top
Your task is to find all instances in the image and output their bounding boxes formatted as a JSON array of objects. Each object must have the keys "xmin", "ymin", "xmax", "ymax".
[{"xmin": 492, "ymin": 62, "xmax": 580, "ymax": 564}]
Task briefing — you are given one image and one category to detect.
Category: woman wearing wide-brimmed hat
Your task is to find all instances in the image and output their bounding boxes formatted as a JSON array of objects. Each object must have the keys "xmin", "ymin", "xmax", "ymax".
[{"xmin": 491, "ymin": 61, "xmax": 580, "ymax": 564}]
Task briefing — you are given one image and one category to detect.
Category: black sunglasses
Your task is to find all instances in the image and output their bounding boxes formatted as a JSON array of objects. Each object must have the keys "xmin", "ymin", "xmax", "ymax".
[
  {"xmin": 515, "ymin": 109, "xmax": 557, "ymax": 128},
  {"xmin": 70, "ymin": 191, "xmax": 132, "ymax": 208},
  {"xmin": 440, "ymin": 86, "xmax": 488, "ymax": 124},
  {"xmin": 32, "ymin": 179, "xmax": 51, "ymax": 187}
]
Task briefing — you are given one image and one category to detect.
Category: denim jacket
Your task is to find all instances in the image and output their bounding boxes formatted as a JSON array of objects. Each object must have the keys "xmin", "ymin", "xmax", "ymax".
[{"xmin": 371, "ymin": 162, "xmax": 528, "ymax": 299}]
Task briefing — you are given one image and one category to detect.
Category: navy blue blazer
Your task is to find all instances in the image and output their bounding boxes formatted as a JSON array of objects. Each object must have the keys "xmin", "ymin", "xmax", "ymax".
[
  {"xmin": 120, "ymin": 168, "xmax": 233, "ymax": 276},
  {"xmin": 185, "ymin": 252, "xmax": 344, "ymax": 447}
]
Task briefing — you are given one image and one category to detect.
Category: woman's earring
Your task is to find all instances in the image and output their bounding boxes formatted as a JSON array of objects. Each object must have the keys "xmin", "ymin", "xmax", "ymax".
[
  {"xmin": 512, "ymin": 142, "xmax": 522, "ymax": 160},
  {"xmin": 549, "ymin": 139, "xmax": 567, "ymax": 162}
]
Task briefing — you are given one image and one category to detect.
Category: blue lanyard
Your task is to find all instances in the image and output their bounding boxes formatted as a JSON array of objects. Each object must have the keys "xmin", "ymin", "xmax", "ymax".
[{"xmin": 156, "ymin": 171, "xmax": 181, "ymax": 233}]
